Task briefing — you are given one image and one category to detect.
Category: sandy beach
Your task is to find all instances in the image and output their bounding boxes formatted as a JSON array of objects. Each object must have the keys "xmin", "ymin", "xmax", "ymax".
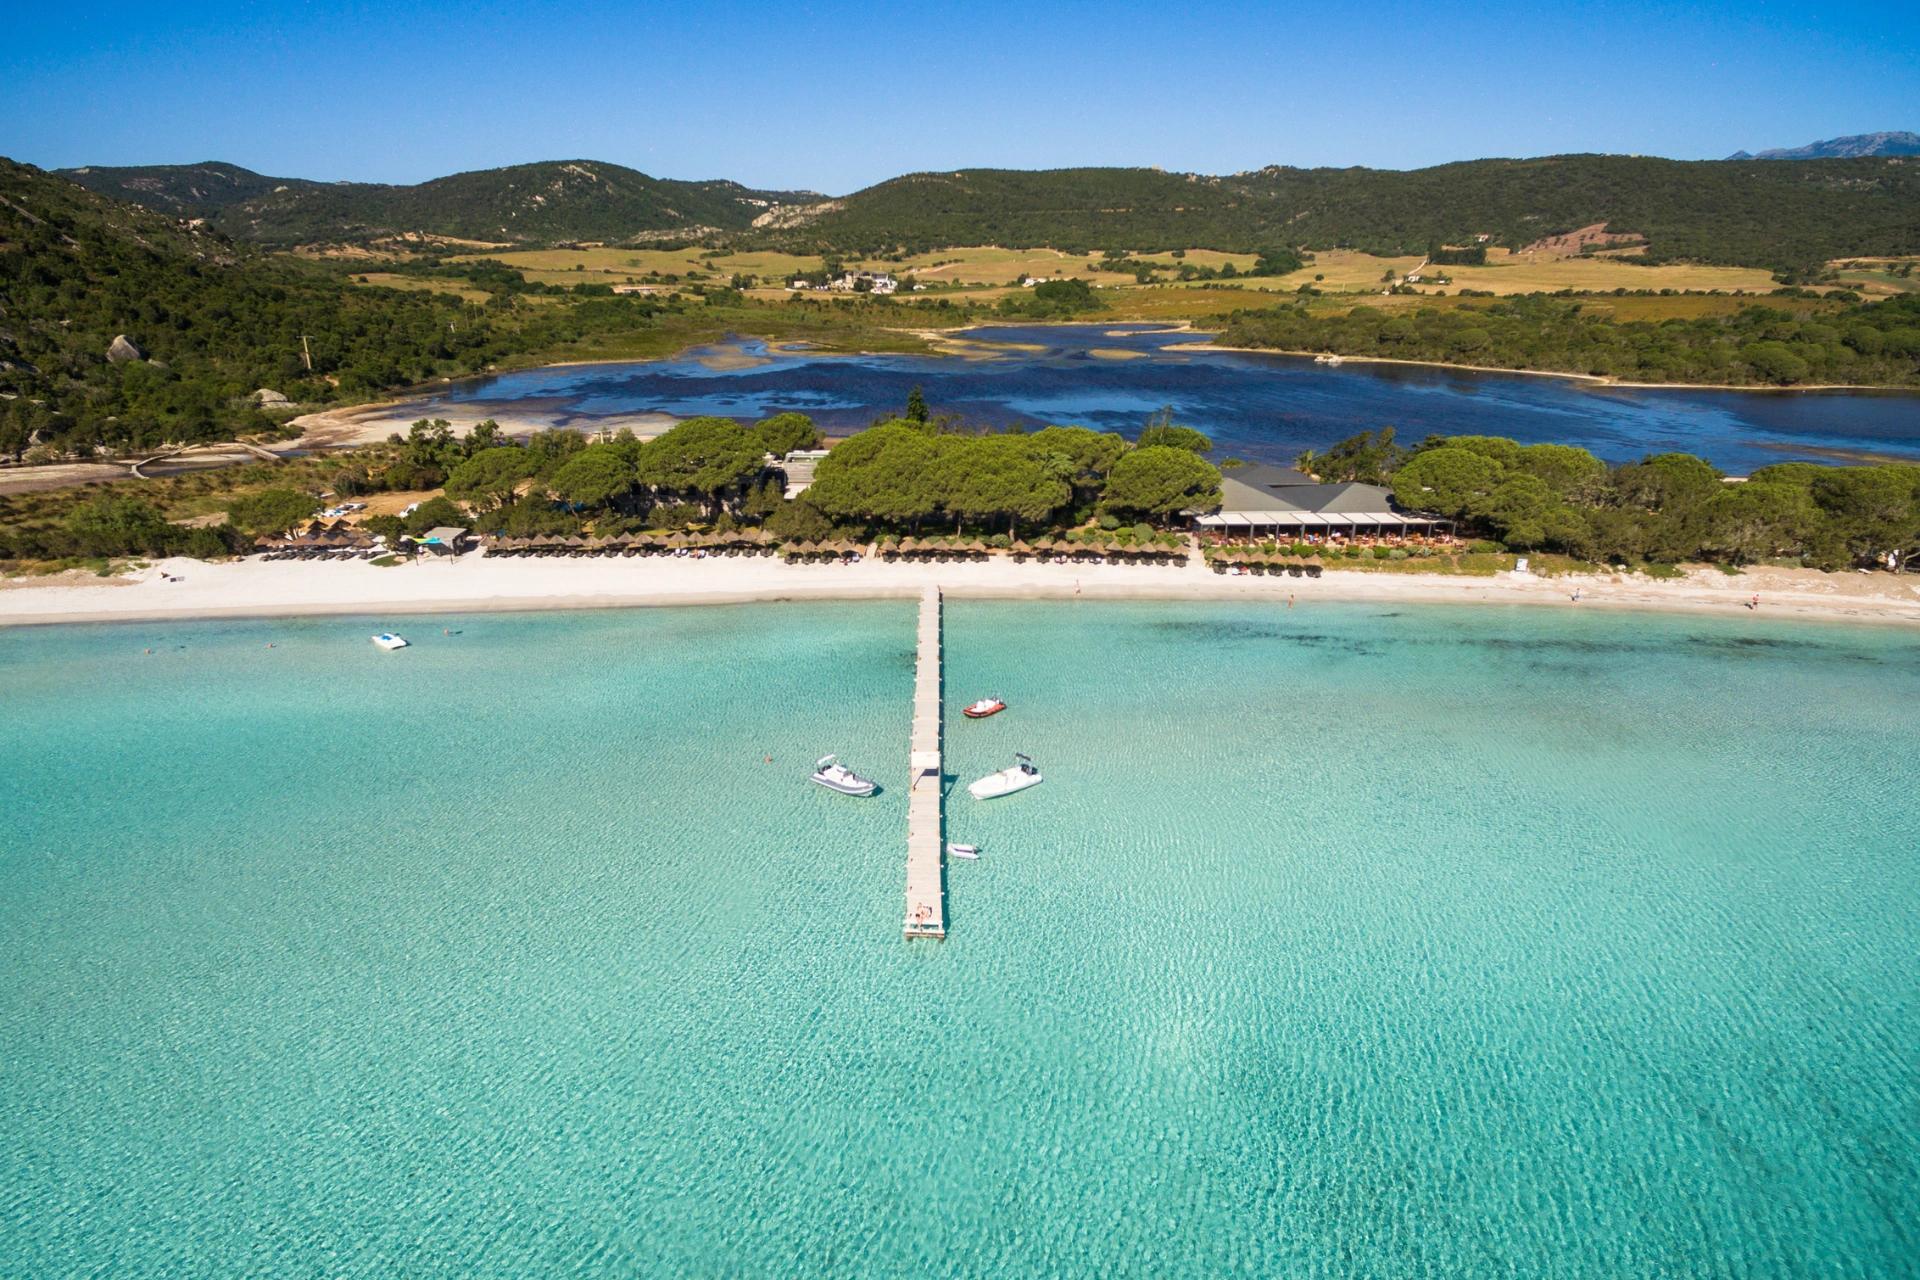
[{"xmin": 3, "ymin": 554, "xmax": 1916, "ymax": 629}]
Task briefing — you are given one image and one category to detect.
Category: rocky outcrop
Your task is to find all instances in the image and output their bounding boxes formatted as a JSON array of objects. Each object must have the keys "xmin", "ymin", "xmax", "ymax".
[
  {"xmin": 106, "ymin": 334, "xmax": 144, "ymax": 363},
  {"xmin": 253, "ymin": 388, "xmax": 290, "ymax": 406}
]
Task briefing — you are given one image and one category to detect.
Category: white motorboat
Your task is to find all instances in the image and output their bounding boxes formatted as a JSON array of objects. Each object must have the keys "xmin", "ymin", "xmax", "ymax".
[
  {"xmin": 946, "ymin": 843, "xmax": 980, "ymax": 860},
  {"xmin": 968, "ymin": 753, "xmax": 1043, "ymax": 800},
  {"xmin": 371, "ymin": 633, "xmax": 408, "ymax": 650},
  {"xmin": 810, "ymin": 755, "xmax": 877, "ymax": 797}
]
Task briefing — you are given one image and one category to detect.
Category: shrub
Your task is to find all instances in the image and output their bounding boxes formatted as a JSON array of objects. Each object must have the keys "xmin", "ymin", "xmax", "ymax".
[{"xmin": 227, "ymin": 487, "xmax": 319, "ymax": 536}]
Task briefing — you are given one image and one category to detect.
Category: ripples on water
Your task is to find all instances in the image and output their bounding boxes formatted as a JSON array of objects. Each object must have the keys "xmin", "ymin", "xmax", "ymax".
[
  {"xmin": 411, "ymin": 324, "xmax": 1920, "ymax": 472},
  {"xmin": 1, "ymin": 602, "xmax": 1916, "ymax": 1275}
]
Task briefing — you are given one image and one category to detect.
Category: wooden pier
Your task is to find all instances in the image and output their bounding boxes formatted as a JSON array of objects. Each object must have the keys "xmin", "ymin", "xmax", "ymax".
[{"xmin": 904, "ymin": 586, "xmax": 946, "ymax": 938}]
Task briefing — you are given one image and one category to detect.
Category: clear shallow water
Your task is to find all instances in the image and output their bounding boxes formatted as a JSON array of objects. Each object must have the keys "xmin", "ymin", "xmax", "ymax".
[
  {"xmin": 2, "ymin": 603, "xmax": 1918, "ymax": 1276},
  {"xmin": 416, "ymin": 324, "xmax": 1920, "ymax": 472}
]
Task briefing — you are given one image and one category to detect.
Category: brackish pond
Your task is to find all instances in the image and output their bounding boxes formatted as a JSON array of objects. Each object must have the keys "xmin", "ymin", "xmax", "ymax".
[{"xmin": 409, "ymin": 323, "xmax": 1920, "ymax": 472}]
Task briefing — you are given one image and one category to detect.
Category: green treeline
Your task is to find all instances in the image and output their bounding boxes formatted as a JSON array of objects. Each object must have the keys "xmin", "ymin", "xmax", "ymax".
[
  {"xmin": 1219, "ymin": 294, "xmax": 1920, "ymax": 386},
  {"xmin": 1326, "ymin": 430, "xmax": 1918, "ymax": 568},
  {"xmin": 772, "ymin": 158, "xmax": 1920, "ymax": 270},
  {"xmin": 804, "ymin": 421, "xmax": 1220, "ymax": 533}
]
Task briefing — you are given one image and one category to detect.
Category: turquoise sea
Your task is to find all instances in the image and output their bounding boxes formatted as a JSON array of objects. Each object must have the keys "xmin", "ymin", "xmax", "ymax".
[{"xmin": 2, "ymin": 602, "xmax": 1917, "ymax": 1277}]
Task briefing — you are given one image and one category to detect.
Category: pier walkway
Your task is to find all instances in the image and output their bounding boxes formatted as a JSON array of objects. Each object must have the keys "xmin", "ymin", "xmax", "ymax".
[{"xmin": 904, "ymin": 586, "xmax": 946, "ymax": 938}]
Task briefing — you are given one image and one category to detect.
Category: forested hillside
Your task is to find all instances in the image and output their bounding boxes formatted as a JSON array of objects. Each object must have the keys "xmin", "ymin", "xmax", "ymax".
[
  {"xmin": 59, "ymin": 154, "xmax": 1920, "ymax": 269},
  {"xmin": 0, "ymin": 160, "xmax": 923, "ymax": 459},
  {"xmin": 772, "ymin": 156, "xmax": 1920, "ymax": 270},
  {"xmin": 0, "ymin": 158, "xmax": 520, "ymax": 455},
  {"xmin": 63, "ymin": 160, "xmax": 819, "ymax": 247},
  {"xmin": 58, "ymin": 161, "xmax": 319, "ymax": 214}
]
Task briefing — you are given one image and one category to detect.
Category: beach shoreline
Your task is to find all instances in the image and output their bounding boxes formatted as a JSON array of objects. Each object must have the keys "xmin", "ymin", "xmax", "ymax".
[{"xmin": 4, "ymin": 555, "xmax": 1916, "ymax": 630}]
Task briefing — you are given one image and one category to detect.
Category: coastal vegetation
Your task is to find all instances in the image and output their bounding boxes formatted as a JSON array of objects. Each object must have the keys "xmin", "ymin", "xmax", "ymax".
[
  {"xmin": 5, "ymin": 406, "xmax": 1916, "ymax": 579},
  {"xmin": 1305, "ymin": 431, "xmax": 1919, "ymax": 570},
  {"xmin": 1219, "ymin": 294, "xmax": 1920, "ymax": 386}
]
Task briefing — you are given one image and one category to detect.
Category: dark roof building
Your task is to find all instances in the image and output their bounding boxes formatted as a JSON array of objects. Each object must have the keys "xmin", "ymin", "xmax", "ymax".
[{"xmin": 1196, "ymin": 463, "xmax": 1449, "ymax": 535}]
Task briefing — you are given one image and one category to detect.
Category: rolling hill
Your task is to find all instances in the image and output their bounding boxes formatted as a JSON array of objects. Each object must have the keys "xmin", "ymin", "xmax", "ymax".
[
  {"xmin": 47, "ymin": 151, "xmax": 1920, "ymax": 271},
  {"xmin": 1, "ymin": 158, "xmax": 516, "ymax": 455},
  {"xmin": 776, "ymin": 156, "xmax": 1920, "ymax": 270},
  {"xmin": 57, "ymin": 160, "xmax": 320, "ymax": 214},
  {"xmin": 60, "ymin": 159, "xmax": 821, "ymax": 247}
]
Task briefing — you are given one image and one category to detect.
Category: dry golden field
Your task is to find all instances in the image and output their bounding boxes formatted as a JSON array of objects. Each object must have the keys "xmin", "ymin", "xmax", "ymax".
[
  {"xmin": 437, "ymin": 244, "xmax": 1265, "ymax": 292},
  {"xmin": 340, "ymin": 241, "xmax": 1894, "ymax": 325},
  {"xmin": 1222, "ymin": 248, "xmax": 1780, "ymax": 296},
  {"xmin": 349, "ymin": 272, "xmax": 492, "ymax": 304}
]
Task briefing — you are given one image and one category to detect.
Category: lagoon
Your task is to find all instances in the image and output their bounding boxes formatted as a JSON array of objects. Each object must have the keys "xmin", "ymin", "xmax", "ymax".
[
  {"xmin": 2, "ymin": 602, "xmax": 1918, "ymax": 1276},
  {"xmin": 410, "ymin": 324, "xmax": 1920, "ymax": 473}
]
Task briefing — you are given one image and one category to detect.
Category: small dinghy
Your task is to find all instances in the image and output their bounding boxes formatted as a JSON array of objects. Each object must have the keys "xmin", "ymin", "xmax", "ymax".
[
  {"xmin": 946, "ymin": 843, "xmax": 980, "ymax": 860},
  {"xmin": 810, "ymin": 755, "xmax": 877, "ymax": 797},
  {"xmin": 962, "ymin": 697, "xmax": 1006, "ymax": 719},
  {"xmin": 968, "ymin": 753, "xmax": 1043, "ymax": 800},
  {"xmin": 371, "ymin": 633, "xmax": 408, "ymax": 651}
]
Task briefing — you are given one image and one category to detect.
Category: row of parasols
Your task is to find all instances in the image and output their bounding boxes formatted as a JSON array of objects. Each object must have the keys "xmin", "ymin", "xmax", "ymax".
[
  {"xmin": 255, "ymin": 521, "xmax": 384, "ymax": 560},
  {"xmin": 879, "ymin": 538, "xmax": 1186, "ymax": 565},
  {"xmin": 482, "ymin": 533, "xmax": 779, "ymax": 558},
  {"xmin": 1207, "ymin": 551, "xmax": 1328, "ymax": 577}
]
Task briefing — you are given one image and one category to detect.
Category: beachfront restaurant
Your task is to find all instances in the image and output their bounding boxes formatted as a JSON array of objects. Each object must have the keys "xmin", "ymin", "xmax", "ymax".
[
  {"xmin": 1193, "ymin": 464, "xmax": 1453, "ymax": 544},
  {"xmin": 413, "ymin": 526, "xmax": 473, "ymax": 556}
]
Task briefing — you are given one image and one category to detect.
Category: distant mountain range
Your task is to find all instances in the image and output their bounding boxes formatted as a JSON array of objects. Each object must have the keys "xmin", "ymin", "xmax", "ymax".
[
  {"xmin": 58, "ymin": 160, "xmax": 820, "ymax": 246},
  {"xmin": 48, "ymin": 151, "xmax": 1920, "ymax": 270},
  {"xmin": 1727, "ymin": 131, "xmax": 1920, "ymax": 160}
]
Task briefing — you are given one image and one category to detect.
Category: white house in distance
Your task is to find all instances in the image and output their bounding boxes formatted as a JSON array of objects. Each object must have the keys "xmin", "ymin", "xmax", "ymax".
[{"xmin": 791, "ymin": 271, "xmax": 898, "ymax": 295}]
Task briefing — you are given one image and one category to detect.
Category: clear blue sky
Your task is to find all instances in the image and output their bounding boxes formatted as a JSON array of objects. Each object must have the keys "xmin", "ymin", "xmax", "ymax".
[{"xmin": 5, "ymin": 0, "xmax": 1916, "ymax": 193}]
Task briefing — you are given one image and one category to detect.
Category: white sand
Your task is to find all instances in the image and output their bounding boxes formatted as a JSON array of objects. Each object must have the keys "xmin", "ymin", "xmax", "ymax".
[{"xmin": 3, "ymin": 554, "xmax": 1917, "ymax": 629}]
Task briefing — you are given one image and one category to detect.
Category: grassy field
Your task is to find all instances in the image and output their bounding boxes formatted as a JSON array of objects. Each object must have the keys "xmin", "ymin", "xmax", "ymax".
[
  {"xmin": 334, "ymin": 240, "xmax": 1873, "ymax": 349},
  {"xmin": 1216, "ymin": 247, "xmax": 1781, "ymax": 296},
  {"xmin": 1827, "ymin": 257, "xmax": 1920, "ymax": 296},
  {"xmin": 438, "ymin": 244, "xmax": 1269, "ymax": 293},
  {"xmin": 350, "ymin": 272, "xmax": 493, "ymax": 304},
  {"xmin": 445, "ymin": 246, "xmax": 827, "ymax": 288},
  {"xmin": 340, "ymin": 242, "xmax": 1915, "ymax": 310}
]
